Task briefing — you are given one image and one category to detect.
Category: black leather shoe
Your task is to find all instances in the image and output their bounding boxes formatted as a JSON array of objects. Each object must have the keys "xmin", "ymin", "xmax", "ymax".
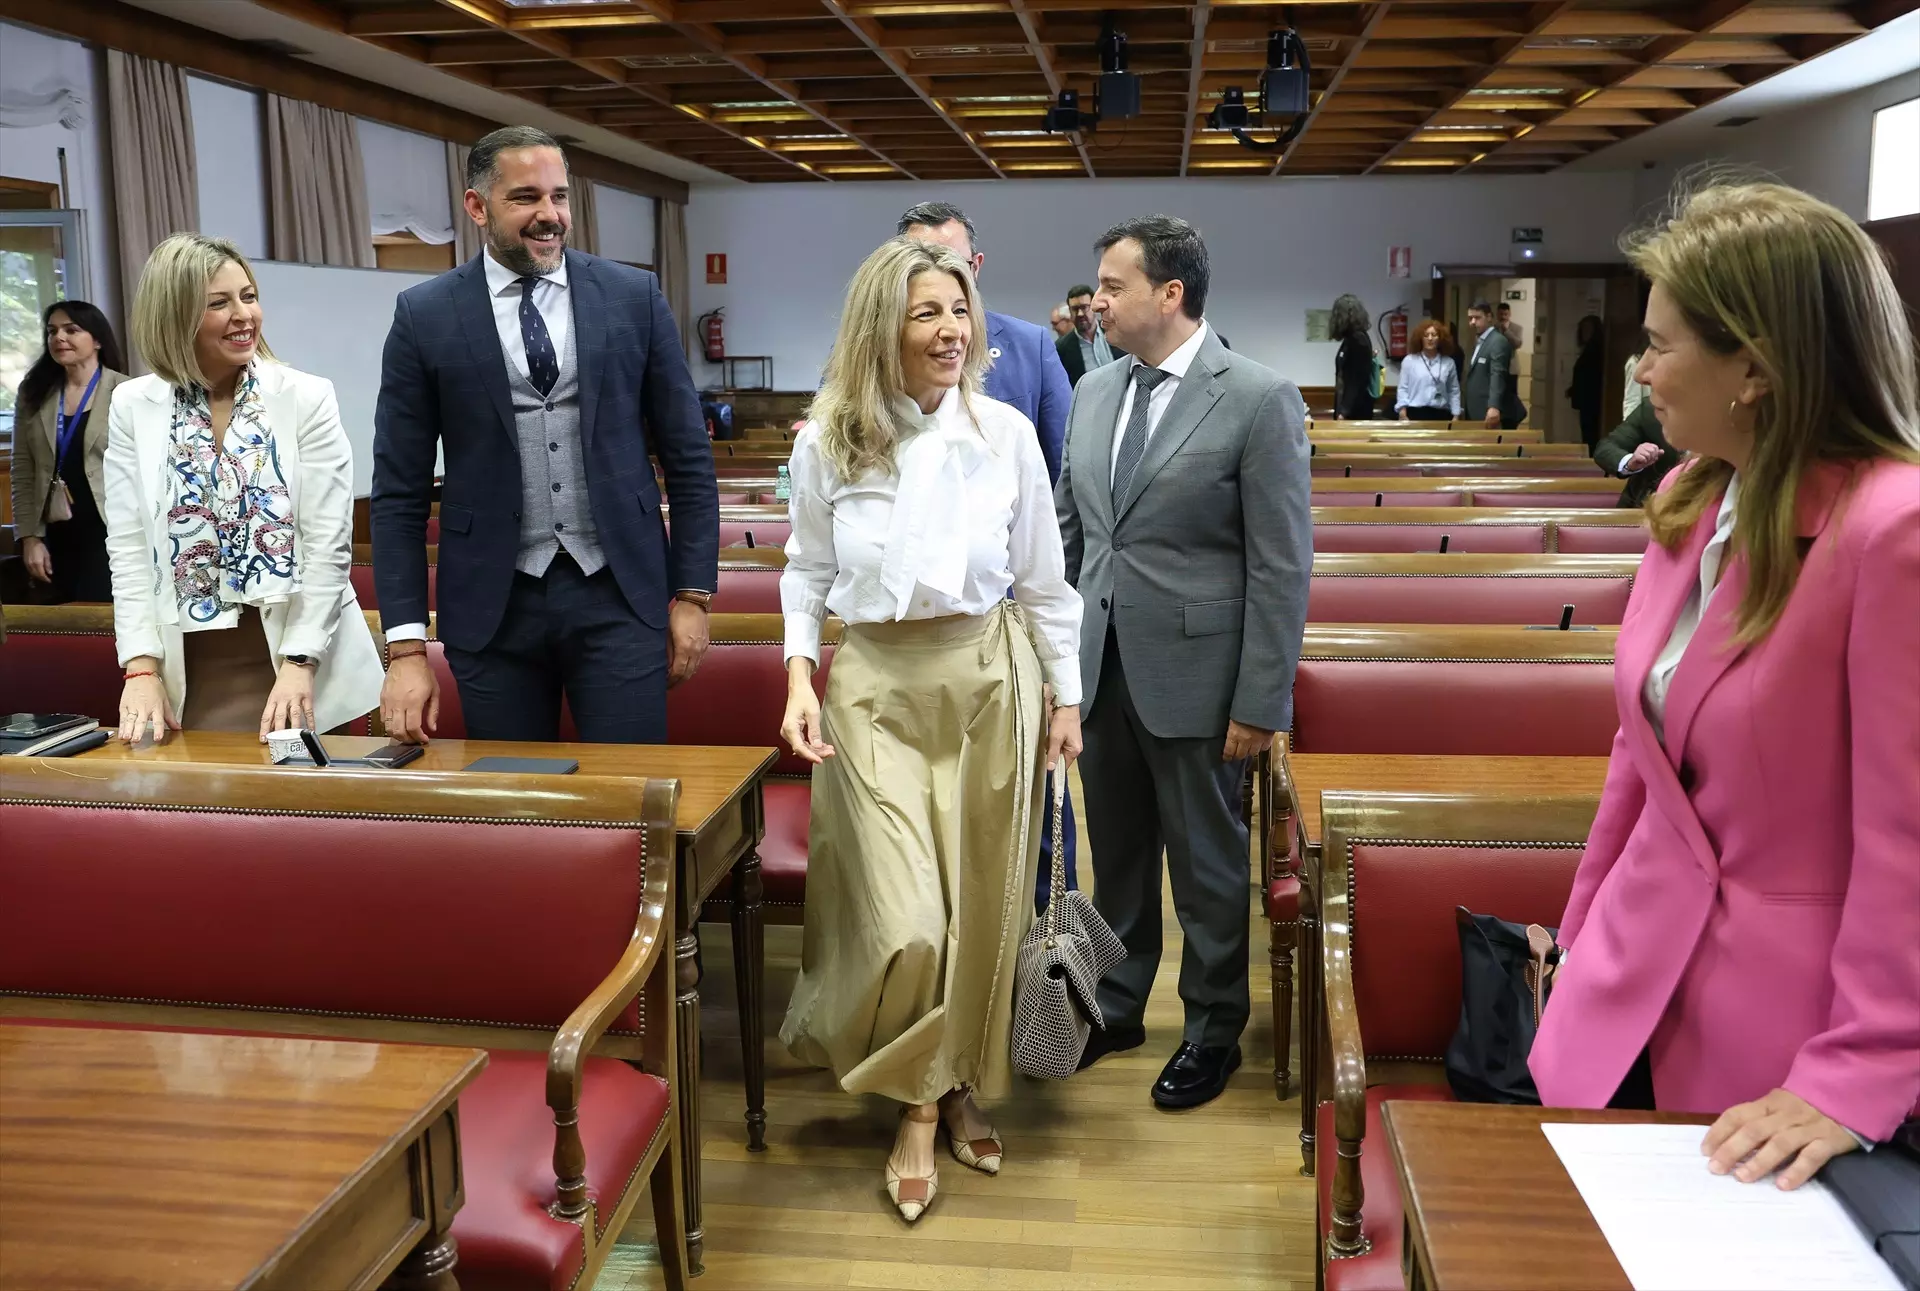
[
  {"xmin": 1151, "ymin": 1043, "xmax": 1242, "ymax": 1108},
  {"xmin": 1076, "ymin": 1023, "xmax": 1146, "ymax": 1071}
]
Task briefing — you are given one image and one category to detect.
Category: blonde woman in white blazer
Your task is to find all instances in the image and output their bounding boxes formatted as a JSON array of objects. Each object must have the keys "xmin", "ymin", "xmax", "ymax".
[{"xmin": 105, "ymin": 234, "xmax": 382, "ymax": 741}]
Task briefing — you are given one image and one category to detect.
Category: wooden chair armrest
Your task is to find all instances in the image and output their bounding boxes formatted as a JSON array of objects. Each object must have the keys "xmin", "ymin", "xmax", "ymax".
[
  {"xmin": 1321, "ymin": 835, "xmax": 1371, "ymax": 1260},
  {"xmin": 545, "ymin": 777, "xmax": 680, "ymax": 1220}
]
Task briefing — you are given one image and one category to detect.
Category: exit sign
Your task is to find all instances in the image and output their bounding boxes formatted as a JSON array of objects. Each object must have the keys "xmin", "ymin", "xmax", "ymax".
[{"xmin": 705, "ymin": 253, "xmax": 727, "ymax": 284}]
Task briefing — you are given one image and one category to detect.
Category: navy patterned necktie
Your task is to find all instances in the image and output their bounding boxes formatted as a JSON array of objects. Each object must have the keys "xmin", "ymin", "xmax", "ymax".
[
  {"xmin": 1111, "ymin": 365, "xmax": 1171, "ymax": 510},
  {"xmin": 518, "ymin": 275, "xmax": 559, "ymax": 397}
]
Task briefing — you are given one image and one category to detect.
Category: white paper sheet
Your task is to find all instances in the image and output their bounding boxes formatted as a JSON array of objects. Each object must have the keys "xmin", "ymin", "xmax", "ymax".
[{"xmin": 1541, "ymin": 1122, "xmax": 1901, "ymax": 1291}]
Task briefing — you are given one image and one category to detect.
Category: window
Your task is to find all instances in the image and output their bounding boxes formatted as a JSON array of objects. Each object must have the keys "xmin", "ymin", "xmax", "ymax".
[{"xmin": 1867, "ymin": 97, "xmax": 1918, "ymax": 222}]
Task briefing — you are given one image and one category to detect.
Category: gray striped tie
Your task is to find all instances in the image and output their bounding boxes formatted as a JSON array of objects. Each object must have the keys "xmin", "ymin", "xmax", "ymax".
[{"xmin": 1111, "ymin": 365, "xmax": 1170, "ymax": 511}]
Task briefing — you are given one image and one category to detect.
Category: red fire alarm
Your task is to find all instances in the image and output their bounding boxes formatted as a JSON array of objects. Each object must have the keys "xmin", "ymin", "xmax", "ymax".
[{"xmin": 705, "ymin": 253, "xmax": 727, "ymax": 284}]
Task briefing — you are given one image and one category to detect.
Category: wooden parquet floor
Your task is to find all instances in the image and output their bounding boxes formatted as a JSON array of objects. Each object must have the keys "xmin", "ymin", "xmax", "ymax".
[{"xmin": 600, "ymin": 777, "xmax": 1314, "ymax": 1290}]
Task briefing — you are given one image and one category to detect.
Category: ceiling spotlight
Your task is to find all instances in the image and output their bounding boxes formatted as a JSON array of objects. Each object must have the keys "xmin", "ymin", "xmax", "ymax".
[
  {"xmin": 1207, "ymin": 86, "xmax": 1251, "ymax": 132},
  {"xmin": 1043, "ymin": 88, "xmax": 1088, "ymax": 133}
]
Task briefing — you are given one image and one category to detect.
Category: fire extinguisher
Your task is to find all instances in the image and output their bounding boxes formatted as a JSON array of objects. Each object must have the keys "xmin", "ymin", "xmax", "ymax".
[
  {"xmin": 1379, "ymin": 307, "xmax": 1409, "ymax": 359},
  {"xmin": 698, "ymin": 308, "xmax": 725, "ymax": 363}
]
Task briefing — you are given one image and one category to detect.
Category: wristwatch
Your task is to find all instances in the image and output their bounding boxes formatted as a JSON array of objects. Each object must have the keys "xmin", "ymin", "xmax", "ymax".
[
  {"xmin": 283, "ymin": 654, "xmax": 318, "ymax": 668},
  {"xmin": 676, "ymin": 589, "xmax": 713, "ymax": 610}
]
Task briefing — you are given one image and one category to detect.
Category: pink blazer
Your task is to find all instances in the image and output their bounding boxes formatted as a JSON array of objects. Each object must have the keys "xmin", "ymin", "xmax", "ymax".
[{"xmin": 1531, "ymin": 458, "xmax": 1920, "ymax": 1140}]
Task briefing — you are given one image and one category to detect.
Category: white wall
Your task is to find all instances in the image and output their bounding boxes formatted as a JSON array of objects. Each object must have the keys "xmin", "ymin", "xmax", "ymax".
[
  {"xmin": 188, "ymin": 76, "xmax": 268, "ymax": 259},
  {"xmin": 683, "ymin": 173, "xmax": 1639, "ymax": 394},
  {"xmin": 0, "ymin": 20, "xmax": 117, "ymax": 326},
  {"xmin": 1636, "ymin": 70, "xmax": 1920, "ymax": 222},
  {"xmin": 594, "ymin": 183, "xmax": 656, "ymax": 266}
]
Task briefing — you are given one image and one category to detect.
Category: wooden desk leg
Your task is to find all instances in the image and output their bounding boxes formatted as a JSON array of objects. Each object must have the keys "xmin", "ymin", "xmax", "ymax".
[
  {"xmin": 730, "ymin": 848, "xmax": 768, "ymax": 1153},
  {"xmin": 386, "ymin": 1239, "xmax": 459, "ymax": 1291},
  {"xmin": 675, "ymin": 928, "xmax": 706, "ymax": 1276},
  {"xmin": 386, "ymin": 1106, "xmax": 464, "ymax": 1291}
]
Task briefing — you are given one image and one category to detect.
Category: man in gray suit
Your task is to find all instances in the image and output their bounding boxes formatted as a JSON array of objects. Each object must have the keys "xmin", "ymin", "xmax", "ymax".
[
  {"xmin": 1056, "ymin": 215, "xmax": 1312, "ymax": 1108},
  {"xmin": 1463, "ymin": 299, "xmax": 1527, "ymax": 430}
]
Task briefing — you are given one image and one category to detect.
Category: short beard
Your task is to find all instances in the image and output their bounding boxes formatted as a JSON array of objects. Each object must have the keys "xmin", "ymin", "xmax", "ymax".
[{"xmin": 485, "ymin": 213, "xmax": 567, "ymax": 276}]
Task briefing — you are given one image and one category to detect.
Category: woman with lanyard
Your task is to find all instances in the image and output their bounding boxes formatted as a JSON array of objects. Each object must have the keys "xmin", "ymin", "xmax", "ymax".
[
  {"xmin": 1396, "ymin": 318, "xmax": 1463, "ymax": 422},
  {"xmin": 9, "ymin": 301, "xmax": 127, "ymax": 602}
]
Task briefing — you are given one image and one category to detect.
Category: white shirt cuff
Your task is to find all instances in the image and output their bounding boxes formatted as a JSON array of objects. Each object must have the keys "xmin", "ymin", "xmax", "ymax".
[
  {"xmin": 1043, "ymin": 655, "xmax": 1082, "ymax": 708},
  {"xmin": 783, "ymin": 611, "xmax": 822, "ymax": 668},
  {"xmin": 385, "ymin": 622, "xmax": 429, "ymax": 643}
]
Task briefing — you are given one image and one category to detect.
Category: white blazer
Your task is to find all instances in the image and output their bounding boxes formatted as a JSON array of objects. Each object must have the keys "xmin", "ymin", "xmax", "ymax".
[{"xmin": 101, "ymin": 361, "xmax": 385, "ymax": 732}]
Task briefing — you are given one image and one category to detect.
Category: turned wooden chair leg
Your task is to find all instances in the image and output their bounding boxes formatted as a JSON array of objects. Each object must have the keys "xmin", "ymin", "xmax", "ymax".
[
  {"xmin": 1270, "ymin": 916, "xmax": 1296, "ymax": 1101},
  {"xmin": 730, "ymin": 850, "xmax": 767, "ymax": 1153}
]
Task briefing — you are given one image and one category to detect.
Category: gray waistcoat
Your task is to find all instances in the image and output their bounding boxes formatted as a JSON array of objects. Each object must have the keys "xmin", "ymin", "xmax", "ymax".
[{"xmin": 510, "ymin": 316, "xmax": 604, "ymax": 578}]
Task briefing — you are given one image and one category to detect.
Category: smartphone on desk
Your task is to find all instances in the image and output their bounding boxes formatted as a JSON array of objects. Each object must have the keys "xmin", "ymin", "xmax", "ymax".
[{"xmin": 364, "ymin": 742, "xmax": 426, "ymax": 769}]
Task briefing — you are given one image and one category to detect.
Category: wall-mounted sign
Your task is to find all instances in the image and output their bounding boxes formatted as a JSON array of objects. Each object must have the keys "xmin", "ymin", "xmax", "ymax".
[
  {"xmin": 1511, "ymin": 227, "xmax": 1544, "ymax": 245},
  {"xmin": 705, "ymin": 253, "xmax": 727, "ymax": 284},
  {"xmin": 1505, "ymin": 288, "xmax": 1527, "ymax": 301},
  {"xmin": 1305, "ymin": 308, "xmax": 1331, "ymax": 343},
  {"xmin": 1388, "ymin": 245, "xmax": 1412, "ymax": 279}
]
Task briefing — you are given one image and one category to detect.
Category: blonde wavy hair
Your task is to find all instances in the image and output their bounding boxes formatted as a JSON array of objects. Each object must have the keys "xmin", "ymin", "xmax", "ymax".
[
  {"xmin": 1628, "ymin": 177, "xmax": 1919, "ymax": 643},
  {"xmin": 807, "ymin": 237, "xmax": 989, "ymax": 481},
  {"xmin": 131, "ymin": 233, "xmax": 277, "ymax": 390}
]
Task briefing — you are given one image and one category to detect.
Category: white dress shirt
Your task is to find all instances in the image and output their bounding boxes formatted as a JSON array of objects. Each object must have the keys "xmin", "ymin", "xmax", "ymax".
[
  {"xmin": 781, "ymin": 387, "xmax": 1084, "ymax": 705},
  {"xmin": 1642, "ymin": 474, "xmax": 1739, "ymax": 742},
  {"xmin": 387, "ymin": 251, "xmax": 574, "ymax": 645},
  {"xmin": 1108, "ymin": 321, "xmax": 1210, "ymax": 484}
]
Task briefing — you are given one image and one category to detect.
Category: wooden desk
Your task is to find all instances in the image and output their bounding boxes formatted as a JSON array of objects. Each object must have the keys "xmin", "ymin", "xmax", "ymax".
[
  {"xmin": 1283, "ymin": 753, "xmax": 1612, "ymax": 857},
  {"xmin": 0, "ymin": 1024, "xmax": 484, "ymax": 1291},
  {"xmin": 1383, "ymin": 1102, "xmax": 1716, "ymax": 1291},
  {"xmin": 75, "ymin": 731, "xmax": 776, "ymax": 1274}
]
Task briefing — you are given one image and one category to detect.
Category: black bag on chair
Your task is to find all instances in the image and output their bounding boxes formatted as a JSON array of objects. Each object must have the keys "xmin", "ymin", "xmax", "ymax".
[{"xmin": 1445, "ymin": 907, "xmax": 1559, "ymax": 1104}]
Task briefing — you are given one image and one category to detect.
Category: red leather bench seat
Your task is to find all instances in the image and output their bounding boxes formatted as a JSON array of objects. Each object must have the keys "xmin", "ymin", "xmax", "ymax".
[
  {"xmin": 0, "ymin": 625, "xmax": 121, "ymax": 725},
  {"xmin": 1291, "ymin": 659, "xmax": 1618, "ymax": 755},
  {"xmin": 1305, "ymin": 574, "xmax": 1631, "ymax": 625},
  {"xmin": 1314, "ymin": 466, "xmax": 1426, "ymax": 478},
  {"xmin": 1311, "ymin": 491, "xmax": 1468, "ymax": 508},
  {"xmin": 455, "ymin": 1050, "xmax": 669, "ymax": 1291},
  {"xmin": 715, "ymin": 566, "xmax": 783, "ymax": 613},
  {"xmin": 719, "ymin": 520, "xmax": 791, "ymax": 549},
  {"xmin": 1557, "ymin": 523, "xmax": 1650, "ymax": 554},
  {"xmin": 1311, "ymin": 523, "xmax": 1548, "ymax": 554}
]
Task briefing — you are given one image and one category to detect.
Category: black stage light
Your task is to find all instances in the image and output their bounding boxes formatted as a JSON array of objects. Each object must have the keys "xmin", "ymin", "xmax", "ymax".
[
  {"xmin": 1043, "ymin": 88, "xmax": 1086, "ymax": 133},
  {"xmin": 1207, "ymin": 85, "xmax": 1251, "ymax": 132},
  {"xmin": 1096, "ymin": 19, "xmax": 1141, "ymax": 122},
  {"xmin": 1260, "ymin": 27, "xmax": 1311, "ymax": 117}
]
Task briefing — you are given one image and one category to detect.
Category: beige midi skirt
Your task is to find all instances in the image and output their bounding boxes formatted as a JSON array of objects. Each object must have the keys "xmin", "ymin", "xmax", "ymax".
[{"xmin": 779, "ymin": 601, "xmax": 1045, "ymax": 1105}]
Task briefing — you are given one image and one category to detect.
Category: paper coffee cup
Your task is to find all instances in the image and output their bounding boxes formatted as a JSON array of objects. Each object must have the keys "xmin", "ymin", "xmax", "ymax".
[{"xmin": 265, "ymin": 729, "xmax": 307, "ymax": 764}]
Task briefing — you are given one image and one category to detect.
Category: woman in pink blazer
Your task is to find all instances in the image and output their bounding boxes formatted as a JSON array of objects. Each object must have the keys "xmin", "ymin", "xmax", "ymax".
[{"xmin": 1530, "ymin": 180, "xmax": 1920, "ymax": 1190}]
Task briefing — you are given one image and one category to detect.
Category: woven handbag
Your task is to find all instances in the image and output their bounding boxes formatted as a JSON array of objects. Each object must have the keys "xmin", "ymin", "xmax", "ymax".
[{"xmin": 1011, "ymin": 772, "xmax": 1126, "ymax": 1080}]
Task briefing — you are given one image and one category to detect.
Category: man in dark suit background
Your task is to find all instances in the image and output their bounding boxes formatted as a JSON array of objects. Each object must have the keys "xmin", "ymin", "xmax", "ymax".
[
  {"xmin": 1057, "ymin": 284, "xmax": 1128, "ymax": 387},
  {"xmin": 372, "ymin": 126, "xmax": 718, "ymax": 744},
  {"xmin": 1593, "ymin": 396, "xmax": 1681, "ymax": 507},
  {"xmin": 1462, "ymin": 299, "xmax": 1527, "ymax": 430}
]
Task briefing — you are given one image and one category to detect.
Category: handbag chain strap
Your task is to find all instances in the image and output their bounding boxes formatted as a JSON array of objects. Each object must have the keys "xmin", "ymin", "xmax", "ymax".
[{"xmin": 1043, "ymin": 769, "xmax": 1066, "ymax": 943}]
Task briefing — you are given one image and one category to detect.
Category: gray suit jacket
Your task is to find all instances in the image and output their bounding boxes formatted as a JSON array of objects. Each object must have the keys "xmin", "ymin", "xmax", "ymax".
[
  {"xmin": 1462, "ymin": 328, "xmax": 1526, "ymax": 426},
  {"xmin": 1056, "ymin": 328, "xmax": 1312, "ymax": 740}
]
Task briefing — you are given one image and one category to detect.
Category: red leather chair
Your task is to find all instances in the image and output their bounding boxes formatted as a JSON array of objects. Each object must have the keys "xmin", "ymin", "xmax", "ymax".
[
  {"xmin": 350, "ymin": 563, "xmax": 436, "ymax": 612},
  {"xmin": 1290, "ymin": 658, "xmax": 1618, "ymax": 754},
  {"xmin": 1311, "ymin": 491, "xmax": 1468, "ymax": 508},
  {"xmin": 1305, "ymin": 573, "xmax": 1632, "ymax": 625},
  {"xmin": 1556, "ymin": 523, "xmax": 1650, "ymax": 554},
  {"xmin": 1315, "ymin": 790, "xmax": 1592, "ymax": 1291},
  {"xmin": 717, "ymin": 492, "xmax": 754, "ymax": 506},
  {"xmin": 1312, "ymin": 523, "xmax": 1548, "ymax": 554},
  {"xmin": 1474, "ymin": 490, "xmax": 1618, "ymax": 507},
  {"xmin": 0, "ymin": 761, "xmax": 692, "ymax": 1290},
  {"xmin": 714, "ymin": 566, "xmax": 783, "ymax": 613},
  {"xmin": 719, "ymin": 520, "xmax": 791, "ymax": 549}
]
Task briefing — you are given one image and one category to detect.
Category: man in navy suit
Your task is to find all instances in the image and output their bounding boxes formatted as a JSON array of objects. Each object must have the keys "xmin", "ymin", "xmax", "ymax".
[
  {"xmin": 897, "ymin": 200, "xmax": 1078, "ymax": 909},
  {"xmin": 372, "ymin": 126, "xmax": 719, "ymax": 744}
]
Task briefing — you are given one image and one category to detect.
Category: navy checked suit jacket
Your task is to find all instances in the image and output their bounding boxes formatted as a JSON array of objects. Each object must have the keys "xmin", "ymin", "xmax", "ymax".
[{"xmin": 371, "ymin": 250, "xmax": 719, "ymax": 651}]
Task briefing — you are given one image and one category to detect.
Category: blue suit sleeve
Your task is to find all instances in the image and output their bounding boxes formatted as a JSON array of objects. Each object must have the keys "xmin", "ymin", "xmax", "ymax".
[
  {"xmin": 370, "ymin": 292, "xmax": 437, "ymax": 631},
  {"xmin": 1035, "ymin": 331, "xmax": 1071, "ymax": 484},
  {"xmin": 641, "ymin": 276, "xmax": 720, "ymax": 594}
]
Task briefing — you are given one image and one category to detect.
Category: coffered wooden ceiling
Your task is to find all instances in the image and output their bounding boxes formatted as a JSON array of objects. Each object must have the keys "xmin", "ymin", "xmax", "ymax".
[{"xmin": 251, "ymin": 0, "xmax": 1911, "ymax": 180}]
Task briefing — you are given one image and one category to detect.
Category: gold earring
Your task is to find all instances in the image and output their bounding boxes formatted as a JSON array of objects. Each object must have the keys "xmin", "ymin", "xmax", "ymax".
[{"xmin": 1728, "ymin": 399, "xmax": 1739, "ymax": 422}]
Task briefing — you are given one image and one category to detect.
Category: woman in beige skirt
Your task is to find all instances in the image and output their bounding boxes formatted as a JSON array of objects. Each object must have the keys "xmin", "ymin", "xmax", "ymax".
[{"xmin": 778, "ymin": 238, "xmax": 1084, "ymax": 1223}]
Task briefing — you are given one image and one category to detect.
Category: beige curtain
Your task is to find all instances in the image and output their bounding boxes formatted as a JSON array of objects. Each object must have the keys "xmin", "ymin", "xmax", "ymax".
[
  {"xmin": 446, "ymin": 141, "xmax": 482, "ymax": 264},
  {"xmin": 265, "ymin": 96, "xmax": 374, "ymax": 268},
  {"xmin": 658, "ymin": 198, "xmax": 691, "ymax": 356},
  {"xmin": 106, "ymin": 49, "xmax": 197, "ymax": 367},
  {"xmin": 570, "ymin": 177, "xmax": 599, "ymax": 256}
]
